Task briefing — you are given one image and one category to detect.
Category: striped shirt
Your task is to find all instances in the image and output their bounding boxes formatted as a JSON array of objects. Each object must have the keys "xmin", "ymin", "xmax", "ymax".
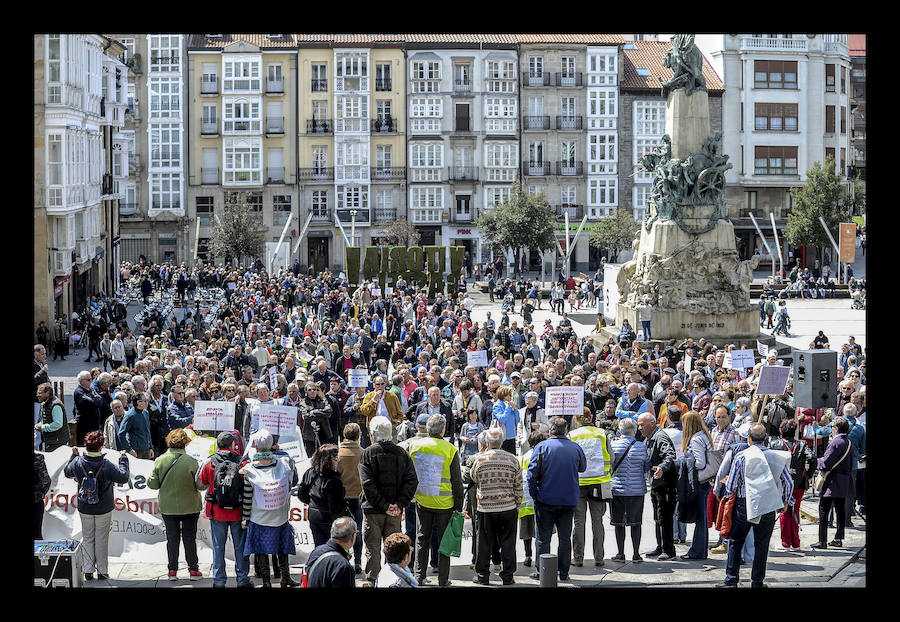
[{"xmin": 724, "ymin": 448, "xmax": 794, "ymax": 506}]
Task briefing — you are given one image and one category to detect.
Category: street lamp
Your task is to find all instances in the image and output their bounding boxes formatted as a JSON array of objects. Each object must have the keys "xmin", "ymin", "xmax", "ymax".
[{"xmin": 349, "ymin": 209, "xmax": 358, "ymax": 246}]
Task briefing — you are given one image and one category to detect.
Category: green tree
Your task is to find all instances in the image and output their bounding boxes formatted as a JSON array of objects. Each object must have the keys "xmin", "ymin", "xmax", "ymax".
[
  {"xmin": 587, "ymin": 208, "xmax": 641, "ymax": 262},
  {"xmin": 847, "ymin": 172, "xmax": 865, "ymax": 218},
  {"xmin": 208, "ymin": 192, "xmax": 266, "ymax": 266},
  {"xmin": 784, "ymin": 156, "xmax": 853, "ymax": 265},
  {"xmin": 474, "ymin": 183, "xmax": 557, "ymax": 273}
]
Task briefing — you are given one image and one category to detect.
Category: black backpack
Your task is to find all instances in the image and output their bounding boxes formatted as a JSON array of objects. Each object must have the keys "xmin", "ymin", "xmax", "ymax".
[
  {"xmin": 212, "ymin": 456, "xmax": 244, "ymax": 510},
  {"xmin": 783, "ymin": 439, "xmax": 808, "ymax": 489}
]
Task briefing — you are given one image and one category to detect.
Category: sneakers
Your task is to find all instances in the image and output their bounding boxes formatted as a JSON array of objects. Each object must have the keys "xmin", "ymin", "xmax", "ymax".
[
  {"xmin": 84, "ymin": 573, "xmax": 94, "ymax": 581},
  {"xmin": 791, "ymin": 546, "xmax": 802, "ymax": 551},
  {"xmin": 632, "ymin": 554, "xmax": 643, "ymax": 564},
  {"xmin": 167, "ymin": 570, "xmax": 177, "ymax": 581},
  {"xmin": 774, "ymin": 544, "xmax": 790, "ymax": 552},
  {"xmin": 828, "ymin": 539, "xmax": 843, "ymax": 547},
  {"xmin": 189, "ymin": 570, "xmax": 202, "ymax": 581},
  {"xmin": 645, "ymin": 548, "xmax": 663, "ymax": 557},
  {"xmin": 657, "ymin": 554, "xmax": 676, "ymax": 561},
  {"xmin": 529, "ymin": 571, "xmax": 540, "ymax": 580},
  {"xmin": 611, "ymin": 553, "xmax": 626, "ymax": 562},
  {"xmin": 710, "ymin": 544, "xmax": 729, "ymax": 554}
]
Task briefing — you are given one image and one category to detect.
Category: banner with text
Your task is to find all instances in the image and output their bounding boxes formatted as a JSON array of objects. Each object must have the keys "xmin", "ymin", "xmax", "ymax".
[
  {"xmin": 192, "ymin": 401, "xmax": 236, "ymax": 433},
  {"xmin": 544, "ymin": 386, "xmax": 585, "ymax": 417}
]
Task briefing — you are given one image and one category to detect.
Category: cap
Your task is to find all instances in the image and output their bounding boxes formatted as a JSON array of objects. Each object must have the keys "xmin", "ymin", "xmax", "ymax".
[
  {"xmin": 511, "ymin": 371, "xmax": 521, "ymax": 378},
  {"xmin": 216, "ymin": 431, "xmax": 237, "ymax": 449},
  {"xmin": 524, "ymin": 391, "xmax": 539, "ymax": 400},
  {"xmin": 416, "ymin": 413, "xmax": 431, "ymax": 428},
  {"xmin": 664, "ymin": 368, "xmax": 677, "ymax": 375}
]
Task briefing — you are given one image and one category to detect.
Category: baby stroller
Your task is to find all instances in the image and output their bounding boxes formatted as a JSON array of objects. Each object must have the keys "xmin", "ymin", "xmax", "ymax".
[
  {"xmin": 851, "ymin": 287, "xmax": 866, "ymax": 310},
  {"xmin": 772, "ymin": 309, "xmax": 791, "ymax": 336},
  {"xmin": 501, "ymin": 293, "xmax": 514, "ymax": 312}
]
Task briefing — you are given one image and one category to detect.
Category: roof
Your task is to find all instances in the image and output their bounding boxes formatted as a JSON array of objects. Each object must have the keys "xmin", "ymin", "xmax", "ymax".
[
  {"xmin": 187, "ymin": 34, "xmax": 298, "ymax": 49},
  {"xmin": 849, "ymin": 34, "xmax": 865, "ymax": 56},
  {"xmin": 513, "ymin": 34, "xmax": 623, "ymax": 45},
  {"xmin": 189, "ymin": 33, "xmax": 624, "ymax": 49},
  {"xmin": 621, "ymin": 40, "xmax": 723, "ymax": 93}
]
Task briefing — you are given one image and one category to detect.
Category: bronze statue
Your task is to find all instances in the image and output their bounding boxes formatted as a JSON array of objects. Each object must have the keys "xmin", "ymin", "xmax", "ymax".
[{"xmin": 660, "ymin": 34, "xmax": 707, "ymax": 99}]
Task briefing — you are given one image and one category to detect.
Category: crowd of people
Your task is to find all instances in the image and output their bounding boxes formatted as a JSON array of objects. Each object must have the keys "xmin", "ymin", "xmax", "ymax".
[{"xmin": 32, "ymin": 257, "xmax": 866, "ymax": 588}]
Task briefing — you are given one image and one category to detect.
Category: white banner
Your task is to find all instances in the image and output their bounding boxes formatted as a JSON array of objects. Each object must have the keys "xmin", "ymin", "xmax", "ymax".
[
  {"xmin": 544, "ymin": 386, "xmax": 584, "ymax": 417},
  {"xmin": 281, "ymin": 336, "xmax": 293, "ymax": 349},
  {"xmin": 723, "ymin": 351, "xmax": 733, "ymax": 370},
  {"xmin": 757, "ymin": 341, "xmax": 769, "ymax": 357},
  {"xmin": 467, "ymin": 350, "xmax": 488, "ymax": 367},
  {"xmin": 256, "ymin": 404, "xmax": 299, "ymax": 440},
  {"xmin": 757, "ymin": 364, "xmax": 791, "ymax": 396},
  {"xmin": 192, "ymin": 401, "xmax": 236, "ymax": 432},
  {"xmin": 39, "ymin": 446, "xmax": 315, "ymax": 565},
  {"xmin": 730, "ymin": 349, "xmax": 755, "ymax": 370},
  {"xmin": 347, "ymin": 369, "xmax": 369, "ymax": 388}
]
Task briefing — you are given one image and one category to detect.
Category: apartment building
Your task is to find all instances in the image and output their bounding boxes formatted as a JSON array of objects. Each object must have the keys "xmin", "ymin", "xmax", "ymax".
[
  {"xmin": 35, "ymin": 34, "xmax": 128, "ymax": 332},
  {"xmin": 695, "ymin": 34, "xmax": 852, "ymax": 264},
  {"xmin": 849, "ymin": 34, "xmax": 865, "ymax": 181},
  {"xmin": 184, "ymin": 34, "xmax": 299, "ymax": 267},
  {"xmin": 618, "ymin": 39, "xmax": 723, "ymax": 249}
]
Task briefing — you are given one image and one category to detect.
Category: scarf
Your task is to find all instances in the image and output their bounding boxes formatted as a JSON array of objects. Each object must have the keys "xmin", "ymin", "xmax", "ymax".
[{"xmin": 253, "ymin": 451, "xmax": 275, "ymax": 463}]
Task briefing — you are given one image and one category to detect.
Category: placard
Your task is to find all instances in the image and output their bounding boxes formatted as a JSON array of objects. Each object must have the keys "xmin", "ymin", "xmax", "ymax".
[
  {"xmin": 185, "ymin": 435, "xmax": 216, "ymax": 464},
  {"xmin": 371, "ymin": 287, "xmax": 382, "ymax": 297},
  {"xmin": 246, "ymin": 398, "xmax": 262, "ymax": 432},
  {"xmin": 256, "ymin": 403, "xmax": 299, "ymax": 439},
  {"xmin": 757, "ymin": 364, "xmax": 791, "ymax": 396},
  {"xmin": 192, "ymin": 400, "xmax": 236, "ymax": 432},
  {"xmin": 544, "ymin": 386, "xmax": 585, "ymax": 418},
  {"xmin": 269, "ymin": 367, "xmax": 279, "ymax": 390},
  {"xmin": 757, "ymin": 341, "xmax": 769, "ymax": 357},
  {"xmin": 684, "ymin": 355, "xmax": 693, "ymax": 373},
  {"xmin": 385, "ymin": 286, "xmax": 393, "ymax": 296},
  {"xmin": 298, "ymin": 350, "xmax": 313, "ymax": 363},
  {"xmin": 467, "ymin": 350, "xmax": 488, "ymax": 367},
  {"xmin": 281, "ymin": 336, "xmax": 293, "ymax": 349},
  {"xmin": 348, "ymin": 368, "xmax": 369, "ymax": 388},
  {"xmin": 730, "ymin": 349, "xmax": 755, "ymax": 370},
  {"xmin": 723, "ymin": 351, "xmax": 733, "ymax": 370},
  {"xmin": 278, "ymin": 435, "xmax": 307, "ymax": 464},
  {"xmin": 227, "ymin": 282, "xmax": 236, "ymax": 291},
  {"xmin": 413, "ymin": 451, "xmax": 444, "ymax": 497}
]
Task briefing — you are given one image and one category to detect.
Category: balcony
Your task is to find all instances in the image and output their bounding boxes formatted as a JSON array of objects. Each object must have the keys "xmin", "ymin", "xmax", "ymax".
[
  {"xmin": 200, "ymin": 120, "xmax": 218, "ymax": 135},
  {"xmin": 311, "ymin": 79, "xmax": 328, "ymax": 92},
  {"xmin": 52, "ymin": 250, "xmax": 72, "ymax": 276},
  {"xmin": 375, "ymin": 78, "xmax": 392, "ymax": 91},
  {"xmin": 374, "ymin": 207, "xmax": 398, "ymax": 221},
  {"xmin": 75, "ymin": 240, "xmax": 91, "ymax": 263},
  {"xmin": 451, "ymin": 208, "xmax": 476, "ymax": 223},
  {"xmin": 335, "ymin": 77, "xmax": 367, "ymax": 92},
  {"xmin": 310, "ymin": 209, "xmax": 331, "ymax": 222},
  {"xmin": 336, "ymin": 209, "xmax": 370, "ymax": 224},
  {"xmin": 554, "ymin": 72, "xmax": 583, "ymax": 87},
  {"xmin": 306, "ymin": 119, "xmax": 332, "ymax": 134},
  {"xmin": 371, "ymin": 117, "xmax": 398, "ymax": 133},
  {"xmin": 454, "ymin": 80, "xmax": 472, "ymax": 94},
  {"xmin": 118, "ymin": 202, "xmax": 137, "ymax": 216},
  {"xmin": 266, "ymin": 167, "xmax": 285, "ymax": 184},
  {"xmin": 334, "ymin": 118, "xmax": 369, "ymax": 133},
  {"xmin": 200, "ymin": 79, "xmax": 218, "ymax": 94},
  {"xmin": 201, "ymin": 168, "xmax": 219, "ymax": 185},
  {"xmin": 448, "ymin": 166, "xmax": 477, "ymax": 182},
  {"xmin": 522, "ymin": 161, "xmax": 551, "ymax": 176},
  {"xmin": 371, "ymin": 166, "xmax": 405, "ymax": 181},
  {"xmin": 266, "ymin": 116, "xmax": 284, "ymax": 134},
  {"xmin": 336, "ymin": 165, "xmax": 370, "ymax": 182},
  {"xmin": 266, "ymin": 79, "xmax": 284, "ymax": 94},
  {"xmin": 740, "ymin": 36, "xmax": 808, "ymax": 52},
  {"xmin": 556, "ymin": 161, "xmax": 584, "ymax": 176},
  {"xmin": 298, "ymin": 167, "xmax": 334, "ymax": 182},
  {"xmin": 409, "ymin": 209, "xmax": 444, "ymax": 224},
  {"xmin": 522, "ymin": 72, "xmax": 551, "ymax": 87},
  {"xmin": 553, "ymin": 204, "xmax": 584, "ymax": 219},
  {"xmin": 523, "ymin": 115, "xmax": 550, "ymax": 130},
  {"xmin": 556, "ymin": 116, "xmax": 583, "ymax": 130}
]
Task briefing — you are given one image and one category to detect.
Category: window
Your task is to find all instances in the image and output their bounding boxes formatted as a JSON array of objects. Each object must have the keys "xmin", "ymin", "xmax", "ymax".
[
  {"xmin": 150, "ymin": 172, "xmax": 181, "ymax": 210},
  {"xmin": 47, "ymin": 133, "xmax": 63, "ymax": 207},
  {"xmin": 376, "ymin": 190, "xmax": 393, "ymax": 218},
  {"xmin": 410, "ymin": 97, "xmax": 442, "ymax": 132},
  {"xmin": 223, "ymin": 138, "xmax": 262, "ymax": 185},
  {"xmin": 840, "ymin": 148, "xmax": 846, "ymax": 173},
  {"xmin": 454, "ymin": 64, "xmax": 471, "ymax": 90},
  {"xmin": 267, "ymin": 63, "xmax": 283, "ymax": 92},
  {"xmin": 337, "ymin": 185, "xmax": 368, "ymax": 210},
  {"xmin": 529, "ymin": 141, "xmax": 544, "ymax": 164},
  {"xmin": 273, "ymin": 195, "xmax": 291, "ymax": 226},
  {"xmin": 376, "ymin": 99, "xmax": 392, "ymax": 122},
  {"xmin": 825, "ymin": 147, "xmax": 835, "ymax": 167},
  {"xmin": 311, "ymin": 100, "xmax": 327, "ymax": 124},
  {"xmin": 841, "ymin": 106, "xmax": 847, "ymax": 133},
  {"xmin": 754, "ymin": 146, "xmax": 798, "ymax": 175},
  {"xmin": 311, "ymin": 64, "xmax": 327, "ymax": 91},
  {"xmin": 376, "ymin": 145, "xmax": 392, "ymax": 169},
  {"xmin": 754, "ymin": 60, "xmax": 798, "ymax": 89},
  {"xmin": 411, "ymin": 143, "xmax": 443, "ymax": 181},
  {"xmin": 528, "ymin": 56, "xmax": 543, "ymax": 77},
  {"xmin": 589, "ymin": 133, "xmax": 617, "ymax": 173},
  {"xmin": 410, "ymin": 60, "xmax": 440, "ymax": 93},
  {"xmin": 486, "ymin": 60, "xmax": 515, "ymax": 93},
  {"xmin": 593, "ymin": 178, "xmax": 617, "ymax": 206},
  {"xmin": 149, "ymin": 35, "xmax": 180, "ymax": 72},
  {"xmin": 826, "ymin": 105, "xmax": 835, "ymax": 133},
  {"xmin": 825, "ymin": 64, "xmax": 835, "ymax": 92},
  {"xmin": 223, "ymin": 55, "xmax": 261, "ymax": 92},
  {"xmin": 375, "ymin": 63, "xmax": 391, "ymax": 90},
  {"xmin": 561, "ymin": 56, "xmax": 575, "ymax": 76},
  {"xmin": 149, "ymin": 76, "xmax": 181, "ymax": 119},
  {"xmin": 486, "ymin": 187, "xmax": 511, "ymax": 208},
  {"xmin": 312, "ymin": 145, "xmax": 328, "ymax": 172},
  {"xmin": 635, "ymin": 101, "xmax": 666, "ymax": 135},
  {"xmin": 47, "ymin": 35, "xmax": 61, "ymax": 104},
  {"xmin": 589, "ymin": 90, "xmax": 616, "ymax": 116},
  {"xmin": 312, "ymin": 190, "xmax": 328, "ymax": 217},
  {"xmin": 196, "ymin": 196, "xmax": 213, "ymax": 227},
  {"xmin": 336, "ymin": 52, "xmax": 367, "ymax": 91},
  {"xmin": 410, "ymin": 187, "xmax": 443, "ymax": 222},
  {"xmin": 201, "ymin": 103, "xmax": 217, "ymax": 133},
  {"xmin": 223, "ymin": 97, "xmax": 261, "ymax": 134},
  {"xmin": 485, "ymin": 143, "xmax": 517, "ymax": 182},
  {"xmin": 484, "ymin": 97, "xmax": 517, "ymax": 132},
  {"xmin": 150, "ymin": 124, "xmax": 181, "ymax": 168},
  {"xmin": 631, "ymin": 185, "xmax": 650, "ymax": 219},
  {"xmin": 225, "ymin": 192, "xmax": 263, "ymax": 220},
  {"xmin": 201, "ymin": 62, "xmax": 218, "ymax": 92},
  {"xmin": 754, "ymin": 103, "xmax": 798, "ymax": 131},
  {"xmin": 562, "ymin": 185, "xmax": 577, "ymax": 205}
]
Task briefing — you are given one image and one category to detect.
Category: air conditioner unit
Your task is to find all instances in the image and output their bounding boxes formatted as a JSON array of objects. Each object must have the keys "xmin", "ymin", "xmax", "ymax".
[{"xmin": 207, "ymin": 34, "xmax": 223, "ymax": 39}]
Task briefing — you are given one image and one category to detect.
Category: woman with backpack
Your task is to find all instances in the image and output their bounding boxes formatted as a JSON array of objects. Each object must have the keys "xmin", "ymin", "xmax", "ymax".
[
  {"xmin": 768, "ymin": 419, "xmax": 817, "ymax": 551},
  {"xmin": 63, "ymin": 431, "xmax": 130, "ymax": 581},
  {"xmin": 147, "ymin": 428, "xmax": 204, "ymax": 581}
]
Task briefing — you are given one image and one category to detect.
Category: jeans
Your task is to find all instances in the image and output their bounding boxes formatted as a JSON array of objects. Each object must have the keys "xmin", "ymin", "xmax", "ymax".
[
  {"xmin": 310, "ymin": 521, "xmax": 332, "ymax": 548},
  {"xmin": 673, "ymin": 515, "xmax": 687, "ymax": 541},
  {"xmin": 80, "ymin": 511, "xmax": 113, "ymax": 574},
  {"xmin": 572, "ymin": 488, "xmax": 606, "ymax": 563},
  {"xmin": 34, "ymin": 403, "xmax": 42, "ymax": 450},
  {"xmin": 162, "ymin": 513, "xmax": 200, "ymax": 572},
  {"xmin": 475, "ymin": 509, "xmax": 518, "ymax": 582},
  {"xmin": 651, "ymin": 486, "xmax": 677, "ymax": 556},
  {"xmin": 362, "ymin": 512, "xmax": 402, "ymax": 582},
  {"xmin": 724, "ymin": 498, "xmax": 776, "ymax": 586},
  {"xmin": 210, "ymin": 519, "xmax": 250, "ymax": 586},
  {"xmin": 641, "ymin": 320, "xmax": 652, "ymax": 341},
  {"xmin": 819, "ymin": 496, "xmax": 846, "ymax": 543},
  {"xmin": 534, "ymin": 501, "xmax": 576, "ymax": 578},
  {"xmin": 346, "ymin": 498, "xmax": 364, "ymax": 569},
  {"xmin": 414, "ymin": 505, "xmax": 452, "ymax": 585},
  {"xmin": 686, "ymin": 482, "xmax": 711, "ymax": 558}
]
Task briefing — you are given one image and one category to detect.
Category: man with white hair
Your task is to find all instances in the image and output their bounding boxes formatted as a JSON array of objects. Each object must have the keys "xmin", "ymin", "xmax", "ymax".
[
  {"xmin": 616, "ymin": 383, "xmax": 649, "ymax": 421},
  {"xmin": 73, "ymin": 370, "xmax": 105, "ymax": 446},
  {"xmin": 358, "ymin": 416, "xmax": 419, "ymax": 587},
  {"xmin": 471, "ymin": 425, "xmax": 523, "ymax": 585}
]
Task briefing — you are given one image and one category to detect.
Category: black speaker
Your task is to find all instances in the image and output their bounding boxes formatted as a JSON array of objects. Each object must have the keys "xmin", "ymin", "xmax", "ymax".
[{"xmin": 792, "ymin": 350, "xmax": 837, "ymax": 410}]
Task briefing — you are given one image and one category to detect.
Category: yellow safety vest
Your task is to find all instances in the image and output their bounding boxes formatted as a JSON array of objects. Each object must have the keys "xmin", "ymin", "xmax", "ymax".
[
  {"xmin": 569, "ymin": 425, "xmax": 612, "ymax": 486},
  {"xmin": 408, "ymin": 436, "xmax": 457, "ymax": 510},
  {"xmin": 518, "ymin": 450, "xmax": 535, "ymax": 519}
]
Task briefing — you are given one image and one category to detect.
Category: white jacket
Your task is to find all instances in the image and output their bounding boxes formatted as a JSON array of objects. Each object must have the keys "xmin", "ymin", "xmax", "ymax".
[{"xmin": 743, "ymin": 445, "xmax": 790, "ymax": 524}]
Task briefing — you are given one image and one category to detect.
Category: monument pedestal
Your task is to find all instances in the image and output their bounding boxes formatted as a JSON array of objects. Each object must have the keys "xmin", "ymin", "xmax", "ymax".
[{"xmin": 615, "ymin": 305, "xmax": 760, "ymax": 341}]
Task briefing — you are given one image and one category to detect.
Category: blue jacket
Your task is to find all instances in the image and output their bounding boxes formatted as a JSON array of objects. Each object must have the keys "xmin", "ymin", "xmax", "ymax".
[
  {"xmin": 166, "ymin": 400, "xmax": 194, "ymax": 430},
  {"xmin": 491, "ymin": 400, "xmax": 520, "ymax": 442},
  {"xmin": 610, "ymin": 436, "xmax": 651, "ymax": 496},
  {"xmin": 63, "ymin": 452, "xmax": 130, "ymax": 515},
  {"xmin": 118, "ymin": 406, "xmax": 153, "ymax": 452},
  {"xmin": 674, "ymin": 452, "xmax": 699, "ymax": 523},
  {"xmin": 846, "ymin": 416, "xmax": 865, "ymax": 471},
  {"xmin": 616, "ymin": 395, "xmax": 649, "ymax": 421},
  {"xmin": 526, "ymin": 436, "xmax": 586, "ymax": 506}
]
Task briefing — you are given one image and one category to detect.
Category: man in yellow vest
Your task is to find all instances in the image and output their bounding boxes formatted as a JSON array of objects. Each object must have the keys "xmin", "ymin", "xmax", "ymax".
[
  {"xmin": 407, "ymin": 414, "xmax": 464, "ymax": 586},
  {"xmin": 568, "ymin": 408, "xmax": 612, "ymax": 567}
]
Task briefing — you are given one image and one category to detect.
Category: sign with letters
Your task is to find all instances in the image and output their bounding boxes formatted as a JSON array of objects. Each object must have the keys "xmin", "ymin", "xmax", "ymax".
[
  {"xmin": 467, "ymin": 350, "xmax": 488, "ymax": 367},
  {"xmin": 256, "ymin": 403, "xmax": 299, "ymax": 439},
  {"xmin": 192, "ymin": 401, "xmax": 235, "ymax": 432},
  {"xmin": 544, "ymin": 386, "xmax": 584, "ymax": 418},
  {"xmin": 348, "ymin": 368, "xmax": 369, "ymax": 388},
  {"xmin": 757, "ymin": 341, "xmax": 769, "ymax": 357},
  {"xmin": 757, "ymin": 364, "xmax": 791, "ymax": 396},
  {"xmin": 729, "ymin": 349, "xmax": 755, "ymax": 370}
]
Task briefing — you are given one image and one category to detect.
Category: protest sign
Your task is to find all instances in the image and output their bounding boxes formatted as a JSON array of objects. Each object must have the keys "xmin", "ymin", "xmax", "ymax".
[
  {"xmin": 185, "ymin": 435, "xmax": 216, "ymax": 464},
  {"xmin": 684, "ymin": 355, "xmax": 693, "ymax": 373},
  {"xmin": 544, "ymin": 386, "xmax": 584, "ymax": 417},
  {"xmin": 730, "ymin": 349, "xmax": 755, "ymax": 370},
  {"xmin": 269, "ymin": 366, "xmax": 278, "ymax": 390},
  {"xmin": 757, "ymin": 341, "xmax": 769, "ymax": 357},
  {"xmin": 723, "ymin": 351, "xmax": 733, "ymax": 370},
  {"xmin": 192, "ymin": 400, "xmax": 235, "ymax": 432},
  {"xmin": 385, "ymin": 286, "xmax": 393, "ymax": 296},
  {"xmin": 256, "ymin": 403, "xmax": 299, "ymax": 439},
  {"xmin": 281, "ymin": 336, "xmax": 293, "ymax": 349},
  {"xmin": 757, "ymin": 364, "xmax": 791, "ymax": 396},
  {"xmin": 467, "ymin": 350, "xmax": 488, "ymax": 367},
  {"xmin": 348, "ymin": 368, "xmax": 369, "ymax": 388},
  {"xmin": 298, "ymin": 350, "xmax": 313, "ymax": 363},
  {"xmin": 371, "ymin": 287, "xmax": 381, "ymax": 297}
]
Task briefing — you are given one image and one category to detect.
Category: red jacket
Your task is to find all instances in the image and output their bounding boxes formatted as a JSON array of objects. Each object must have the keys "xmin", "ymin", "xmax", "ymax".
[{"xmin": 197, "ymin": 450, "xmax": 249, "ymax": 521}]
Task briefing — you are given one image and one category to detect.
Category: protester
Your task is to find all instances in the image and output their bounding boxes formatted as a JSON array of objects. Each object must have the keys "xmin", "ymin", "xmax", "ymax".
[
  {"xmin": 609, "ymin": 418, "xmax": 651, "ymax": 563},
  {"xmin": 298, "ymin": 443, "xmax": 350, "ymax": 548},
  {"xmin": 811, "ymin": 417, "xmax": 855, "ymax": 551},
  {"xmin": 569, "ymin": 409, "xmax": 612, "ymax": 567},
  {"xmin": 306, "ymin": 516, "xmax": 358, "ymax": 588},
  {"xmin": 336, "ymin": 422, "xmax": 364, "ymax": 574},
  {"xmin": 35, "ymin": 382, "xmax": 70, "ymax": 452},
  {"xmin": 375, "ymin": 532, "xmax": 418, "ymax": 588},
  {"xmin": 637, "ymin": 412, "xmax": 678, "ymax": 560}
]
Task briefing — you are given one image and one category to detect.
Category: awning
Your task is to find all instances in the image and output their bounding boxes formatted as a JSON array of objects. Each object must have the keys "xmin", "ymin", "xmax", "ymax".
[{"xmin": 54, "ymin": 272, "xmax": 72, "ymax": 298}]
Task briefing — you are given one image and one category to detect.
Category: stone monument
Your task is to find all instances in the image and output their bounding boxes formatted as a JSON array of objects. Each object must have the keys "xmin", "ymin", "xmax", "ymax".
[{"xmin": 617, "ymin": 34, "xmax": 759, "ymax": 340}]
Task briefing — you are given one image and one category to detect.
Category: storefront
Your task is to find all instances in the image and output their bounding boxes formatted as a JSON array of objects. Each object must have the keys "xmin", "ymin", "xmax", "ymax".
[
  {"xmin": 441, "ymin": 225, "xmax": 481, "ymax": 274},
  {"xmin": 306, "ymin": 232, "xmax": 331, "ymax": 273}
]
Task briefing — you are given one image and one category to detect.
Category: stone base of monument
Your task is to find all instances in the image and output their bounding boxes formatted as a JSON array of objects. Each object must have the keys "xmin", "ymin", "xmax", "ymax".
[{"xmin": 616, "ymin": 305, "xmax": 760, "ymax": 341}]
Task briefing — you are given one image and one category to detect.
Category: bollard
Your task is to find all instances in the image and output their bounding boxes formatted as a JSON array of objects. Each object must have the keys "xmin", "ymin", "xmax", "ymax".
[{"xmin": 539, "ymin": 553, "xmax": 558, "ymax": 588}]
